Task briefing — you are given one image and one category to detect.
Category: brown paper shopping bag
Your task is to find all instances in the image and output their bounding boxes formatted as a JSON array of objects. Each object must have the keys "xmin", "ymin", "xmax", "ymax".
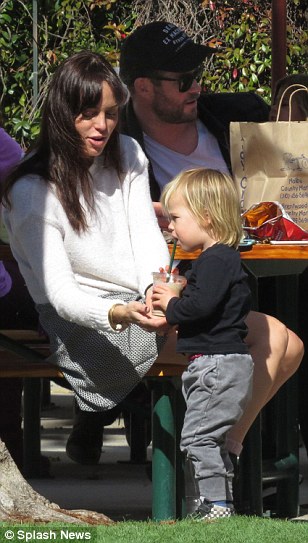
[{"xmin": 230, "ymin": 85, "xmax": 308, "ymax": 230}]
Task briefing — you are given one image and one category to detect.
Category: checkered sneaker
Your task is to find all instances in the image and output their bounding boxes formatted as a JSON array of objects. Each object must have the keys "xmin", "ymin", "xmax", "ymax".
[{"xmin": 190, "ymin": 500, "xmax": 235, "ymax": 521}]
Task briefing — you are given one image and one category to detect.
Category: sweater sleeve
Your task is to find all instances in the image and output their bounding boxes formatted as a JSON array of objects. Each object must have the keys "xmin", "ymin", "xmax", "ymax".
[{"xmin": 12, "ymin": 212, "xmax": 125, "ymax": 331}]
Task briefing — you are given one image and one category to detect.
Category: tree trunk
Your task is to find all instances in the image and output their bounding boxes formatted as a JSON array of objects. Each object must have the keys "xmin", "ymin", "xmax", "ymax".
[{"xmin": 0, "ymin": 440, "xmax": 113, "ymax": 525}]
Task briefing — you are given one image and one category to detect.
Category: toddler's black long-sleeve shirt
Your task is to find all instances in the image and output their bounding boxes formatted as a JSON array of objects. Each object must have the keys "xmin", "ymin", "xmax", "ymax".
[{"xmin": 165, "ymin": 244, "xmax": 251, "ymax": 355}]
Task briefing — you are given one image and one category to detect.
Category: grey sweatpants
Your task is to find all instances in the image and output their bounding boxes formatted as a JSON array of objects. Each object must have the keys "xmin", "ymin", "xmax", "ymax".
[{"xmin": 180, "ymin": 353, "xmax": 253, "ymax": 502}]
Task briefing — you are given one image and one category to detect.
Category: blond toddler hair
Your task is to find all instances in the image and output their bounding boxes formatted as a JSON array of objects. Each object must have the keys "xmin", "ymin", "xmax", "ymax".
[{"xmin": 161, "ymin": 168, "xmax": 243, "ymax": 248}]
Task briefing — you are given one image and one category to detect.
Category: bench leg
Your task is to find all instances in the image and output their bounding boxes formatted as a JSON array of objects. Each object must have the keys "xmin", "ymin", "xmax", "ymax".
[
  {"xmin": 175, "ymin": 386, "xmax": 186, "ymax": 519},
  {"xmin": 151, "ymin": 378, "xmax": 177, "ymax": 521},
  {"xmin": 128, "ymin": 411, "xmax": 148, "ymax": 463},
  {"xmin": 275, "ymin": 275, "xmax": 299, "ymax": 518},
  {"xmin": 23, "ymin": 377, "xmax": 42, "ymax": 478},
  {"xmin": 275, "ymin": 376, "xmax": 299, "ymax": 518},
  {"xmin": 237, "ymin": 414, "xmax": 263, "ymax": 516}
]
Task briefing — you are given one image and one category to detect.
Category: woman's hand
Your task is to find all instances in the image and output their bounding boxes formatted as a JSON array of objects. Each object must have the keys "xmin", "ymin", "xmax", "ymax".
[{"xmin": 111, "ymin": 301, "xmax": 171, "ymax": 333}]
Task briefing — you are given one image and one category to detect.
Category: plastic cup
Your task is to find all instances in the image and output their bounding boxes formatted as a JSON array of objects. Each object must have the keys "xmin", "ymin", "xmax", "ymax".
[{"xmin": 152, "ymin": 272, "xmax": 187, "ymax": 316}]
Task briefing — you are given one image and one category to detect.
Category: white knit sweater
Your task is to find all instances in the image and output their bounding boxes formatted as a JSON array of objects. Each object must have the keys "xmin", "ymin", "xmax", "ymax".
[{"xmin": 3, "ymin": 135, "xmax": 169, "ymax": 332}]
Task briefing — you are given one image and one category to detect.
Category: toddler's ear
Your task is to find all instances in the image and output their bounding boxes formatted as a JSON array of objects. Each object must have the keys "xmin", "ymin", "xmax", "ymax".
[{"xmin": 202, "ymin": 211, "xmax": 211, "ymax": 227}]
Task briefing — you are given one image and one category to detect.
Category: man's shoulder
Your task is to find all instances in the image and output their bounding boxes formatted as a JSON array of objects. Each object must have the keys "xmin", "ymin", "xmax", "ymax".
[{"xmin": 198, "ymin": 92, "xmax": 270, "ymax": 123}]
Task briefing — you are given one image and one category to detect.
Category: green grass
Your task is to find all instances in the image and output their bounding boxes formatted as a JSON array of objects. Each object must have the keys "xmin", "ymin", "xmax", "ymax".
[{"xmin": 1, "ymin": 517, "xmax": 308, "ymax": 543}]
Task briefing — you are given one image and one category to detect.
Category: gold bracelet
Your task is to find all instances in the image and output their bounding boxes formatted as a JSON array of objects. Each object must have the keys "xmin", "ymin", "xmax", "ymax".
[
  {"xmin": 108, "ymin": 303, "xmax": 125, "ymax": 332},
  {"xmin": 144, "ymin": 283, "xmax": 153, "ymax": 296}
]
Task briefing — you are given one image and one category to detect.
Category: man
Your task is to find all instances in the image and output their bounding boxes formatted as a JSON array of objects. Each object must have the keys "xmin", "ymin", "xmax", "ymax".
[
  {"xmin": 67, "ymin": 22, "xmax": 303, "ymax": 483},
  {"xmin": 119, "ymin": 21, "xmax": 269, "ymax": 216}
]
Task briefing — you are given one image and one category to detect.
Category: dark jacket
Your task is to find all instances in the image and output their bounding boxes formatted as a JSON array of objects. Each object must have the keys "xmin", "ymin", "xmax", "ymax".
[{"xmin": 120, "ymin": 92, "xmax": 270, "ymax": 201}]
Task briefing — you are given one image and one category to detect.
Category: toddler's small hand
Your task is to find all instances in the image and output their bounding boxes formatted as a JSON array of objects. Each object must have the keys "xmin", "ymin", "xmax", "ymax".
[{"xmin": 158, "ymin": 266, "xmax": 179, "ymax": 275}]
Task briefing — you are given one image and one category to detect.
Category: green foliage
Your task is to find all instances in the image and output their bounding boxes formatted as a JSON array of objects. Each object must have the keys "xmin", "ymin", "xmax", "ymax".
[
  {"xmin": 0, "ymin": 0, "xmax": 134, "ymax": 147},
  {"xmin": 130, "ymin": 0, "xmax": 307, "ymax": 104},
  {"xmin": 0, "ymin": 0, "xmax": 307, "ymax": 147},
  {"xmin": 202, "ymin": 1, "xmax": 308, "ymax": 102}
]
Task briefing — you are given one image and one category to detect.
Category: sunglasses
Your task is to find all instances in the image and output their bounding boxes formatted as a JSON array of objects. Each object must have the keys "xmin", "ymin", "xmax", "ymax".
[{"xmin": 150, "ymin": 66, "xmax": 204, "ymax": 93}]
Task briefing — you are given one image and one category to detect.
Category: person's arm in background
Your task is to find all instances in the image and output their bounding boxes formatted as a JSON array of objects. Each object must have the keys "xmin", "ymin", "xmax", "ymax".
[
  {"xmin": 0, "ymin": 261, "xmax": 12, "ymax": 297},
  {"xmin": 152, "ymin": 201, "xmax": 169, "ymax": 229},
  {"xmin": 0, "ymin": 125, "xmax": 23, "ymax": 242},
  {"xmin": 0, "ymin": 126, "xmax": 23, "ymax": 184},
  {"xmin": 0, "ymin": 125, "xmax": 23, "ymax": 296}
]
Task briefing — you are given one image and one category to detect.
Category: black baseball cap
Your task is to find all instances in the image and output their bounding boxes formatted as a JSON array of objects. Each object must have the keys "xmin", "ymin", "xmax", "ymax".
[{"xmin": 119, "ymin": 21, "xmax": 216, "ymax": 85}]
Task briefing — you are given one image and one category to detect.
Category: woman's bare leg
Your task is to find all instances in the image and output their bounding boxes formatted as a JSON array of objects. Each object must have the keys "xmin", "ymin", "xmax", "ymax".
[{"xmin": 227, "ymin": 311, "xmax": 304, "ymax": 452}]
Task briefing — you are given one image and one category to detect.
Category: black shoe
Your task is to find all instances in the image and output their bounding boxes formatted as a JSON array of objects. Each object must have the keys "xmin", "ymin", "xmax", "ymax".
[
  {"xmin": 66, "ymin": 430, "xmax": 103, "ymax": 465},
  {"xmin": 66, "ymin": 402, "xmax": 122, "ymax": 465},
  {"xmin": 122, "ymin": 383, "xmax": 152, "ymax": 448},
  {"xmin": 66, "ymin": 411, "xmax": 104, "ymax": 465}
]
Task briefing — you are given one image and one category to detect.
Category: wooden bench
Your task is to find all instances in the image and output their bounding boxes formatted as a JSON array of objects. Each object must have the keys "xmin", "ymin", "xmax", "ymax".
[
  {"xmin": 0, "ymin": 330, "xmax": 62, "ymax": 477},
  {"xmin": 0, "ymin": 328, "xmax": 187, "ymax": 480}
]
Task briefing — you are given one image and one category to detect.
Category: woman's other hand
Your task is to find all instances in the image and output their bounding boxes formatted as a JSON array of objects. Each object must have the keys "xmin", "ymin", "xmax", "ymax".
[
  {"xmin": 111, "ymin": 301, "xmax": 171, "ymax": 333},
  {"xmin": 153, "ymin": 202, "xmax": 169, "ymax": 229}
]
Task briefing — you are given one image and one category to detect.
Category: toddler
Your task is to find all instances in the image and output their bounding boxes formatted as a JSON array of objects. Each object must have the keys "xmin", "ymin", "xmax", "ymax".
[{"xmin": 152, "ymin": 167, "xmax": 254, "ymax": 520}]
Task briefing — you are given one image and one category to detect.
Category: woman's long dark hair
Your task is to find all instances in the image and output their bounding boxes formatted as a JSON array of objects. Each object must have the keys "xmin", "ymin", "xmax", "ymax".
[{"xmin": 2, "ymin": 51, "xmax": 127, "ymax": 232}]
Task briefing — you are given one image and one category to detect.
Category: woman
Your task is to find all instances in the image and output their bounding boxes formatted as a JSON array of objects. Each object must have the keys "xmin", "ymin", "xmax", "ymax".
[{"xmin": 2, "ymin": 51, "xmax": 170, "ymax": 412}]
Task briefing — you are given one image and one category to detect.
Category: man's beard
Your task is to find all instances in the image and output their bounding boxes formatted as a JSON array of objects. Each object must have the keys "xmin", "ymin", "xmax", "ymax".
[{"xmin": 152, "ymin": 95, "xmax": 199, "ymax": 124}]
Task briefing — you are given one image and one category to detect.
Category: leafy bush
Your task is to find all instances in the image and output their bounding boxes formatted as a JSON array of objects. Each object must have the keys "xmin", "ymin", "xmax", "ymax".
[
  {"xmin": 132, "ymin": 0, "xmax": 308, "ymax": 101},
  {"xmin": 0, "ymin": 0, "xmax": 133, "ymax": 147},
  {"xmin": 203, "ymin": 0, "xmax": 308, "ymax": 99}
]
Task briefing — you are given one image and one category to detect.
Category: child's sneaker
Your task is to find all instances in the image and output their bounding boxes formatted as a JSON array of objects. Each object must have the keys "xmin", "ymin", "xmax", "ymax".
[{"xmin": 190, "ymin": 499, "xmax": 235, "ymax": 521}]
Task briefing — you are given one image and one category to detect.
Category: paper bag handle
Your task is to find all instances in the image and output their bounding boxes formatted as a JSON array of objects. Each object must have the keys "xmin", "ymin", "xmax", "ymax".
[{"xmin": 276, "ymin": 83, "xmax": 308, "ymax": 122}]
